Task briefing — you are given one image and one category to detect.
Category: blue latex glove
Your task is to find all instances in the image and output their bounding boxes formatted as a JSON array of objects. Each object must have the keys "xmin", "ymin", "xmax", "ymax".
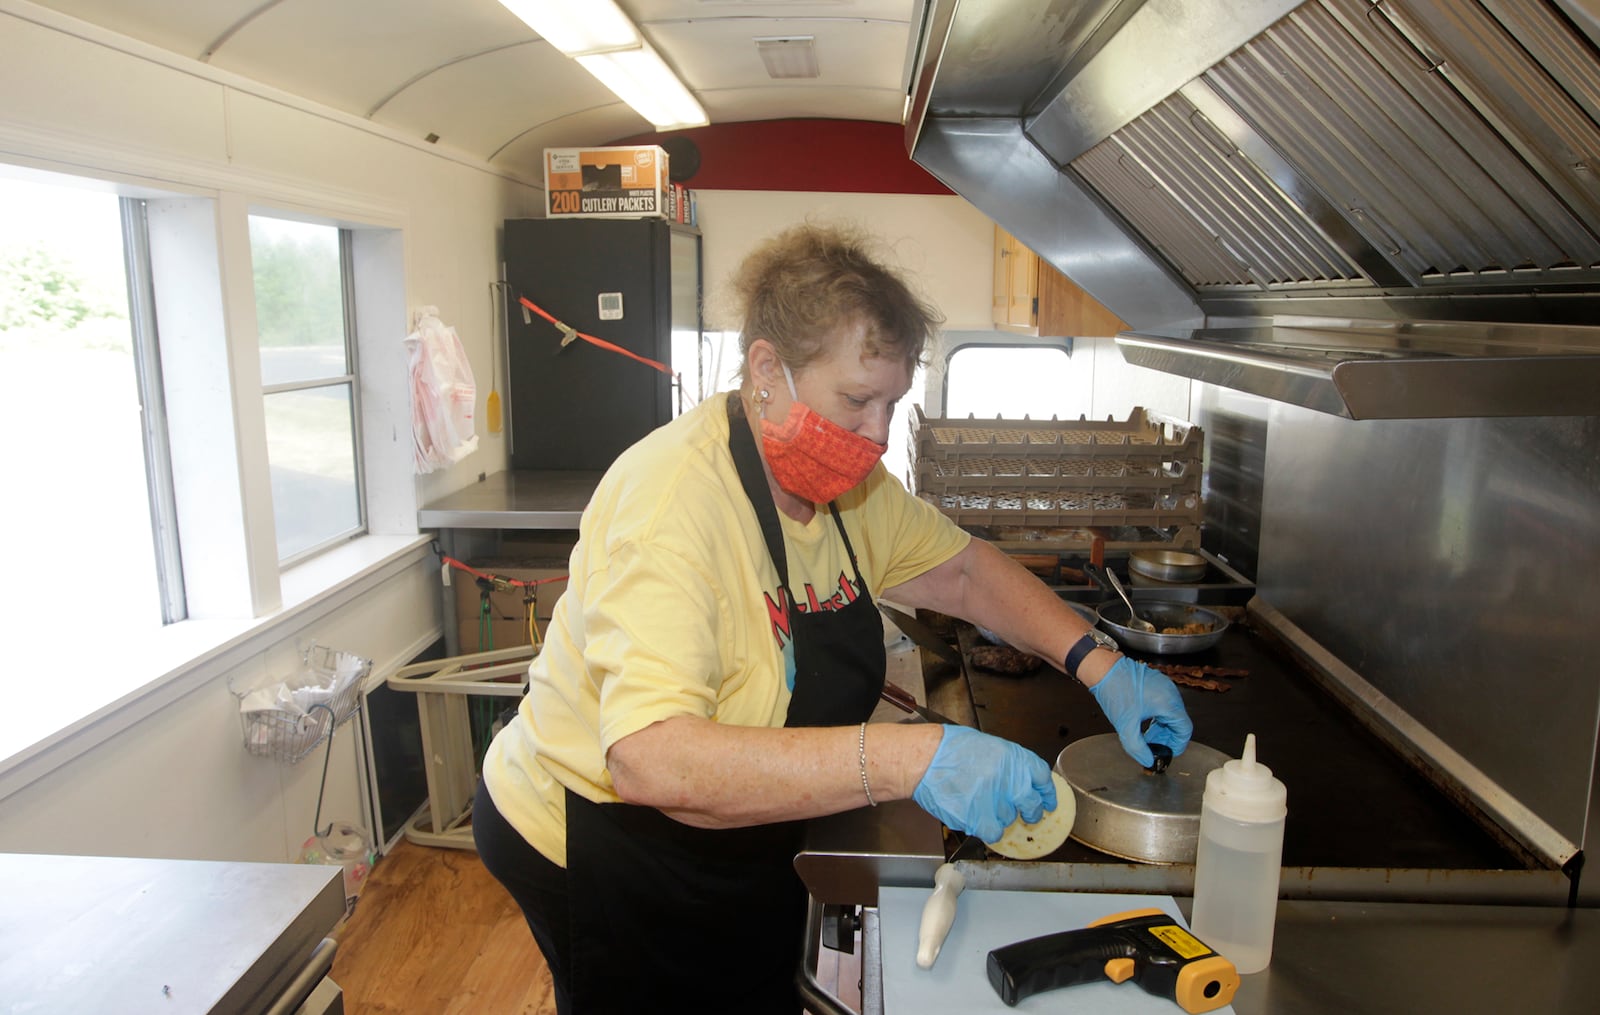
[
  {"xmin": 1088, "ymin": 656, "xmax": 1194, "ymax": 768},
  {"xmin": 911, "ymin": 725, "xmax": 1057, "ymax": 844}
]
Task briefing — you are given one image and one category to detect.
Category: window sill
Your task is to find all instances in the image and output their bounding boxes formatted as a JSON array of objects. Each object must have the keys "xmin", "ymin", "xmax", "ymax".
[{"xmin": 0, "ymin": 533, "xmax": 435, "ymax": 803}]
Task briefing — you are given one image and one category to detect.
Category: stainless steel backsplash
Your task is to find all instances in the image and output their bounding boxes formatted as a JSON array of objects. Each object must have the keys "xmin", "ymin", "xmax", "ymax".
[{"xmin": 1197, "ymin": 385, "xmax": 1600, "ymax": 853}]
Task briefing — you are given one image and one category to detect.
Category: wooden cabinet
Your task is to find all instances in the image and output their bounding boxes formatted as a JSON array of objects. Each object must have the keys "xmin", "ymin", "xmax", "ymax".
[{"xmin": 992, "ymin": 225, "xmax": 1128, "ymax": 337}]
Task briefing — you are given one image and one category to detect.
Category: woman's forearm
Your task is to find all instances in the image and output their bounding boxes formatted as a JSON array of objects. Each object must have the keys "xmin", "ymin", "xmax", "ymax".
[
  {"xmin": 607, "ymin": 715, "xmax": 944, "ymax": 829},
  {"xmin": 892, "ymin": 539, "xmax": 1120, "ymax": 688}
]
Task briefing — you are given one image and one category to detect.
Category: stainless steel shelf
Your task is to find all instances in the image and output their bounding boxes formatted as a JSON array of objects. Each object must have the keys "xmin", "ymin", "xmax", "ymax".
[{"xmin": 1117, "ymin": 320, "xmax": 1600, "ymax": 419}]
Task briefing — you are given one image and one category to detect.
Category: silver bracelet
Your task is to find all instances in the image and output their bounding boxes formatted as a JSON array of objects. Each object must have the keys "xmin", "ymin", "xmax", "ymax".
[{"xmin": 858, "ymin": 722, "xmax": 877, "ymax": 807}]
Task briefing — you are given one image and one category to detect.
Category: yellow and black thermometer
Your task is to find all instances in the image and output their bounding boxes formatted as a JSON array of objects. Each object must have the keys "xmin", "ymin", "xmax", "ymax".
[{"xmin": 986, "ymin": 907, "xmax": 1240, "ymax": 1012}]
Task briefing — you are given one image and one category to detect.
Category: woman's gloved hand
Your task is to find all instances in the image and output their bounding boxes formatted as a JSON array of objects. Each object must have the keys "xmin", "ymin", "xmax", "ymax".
[
  {"xmin": 1088, "ymin": 657, "xmax": 1194, "ymax": 768},
  {"xmin": 911, "ymin": 725, "xmax": 1056, "ymax": 843}
]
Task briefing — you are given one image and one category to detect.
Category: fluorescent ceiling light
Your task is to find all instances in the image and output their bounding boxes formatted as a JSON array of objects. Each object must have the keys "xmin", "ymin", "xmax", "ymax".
[
  {"xmin": 756, "ymin": 37, "xmax": 819, "ymax": 79},
  {"xmin": 578, "ymin": 42, "xmax": 709, "ymax": 130},
  {"xmin": 500, "ymin": 0, "xmax": 707, "ymax": 131},
  {"xmin": 498, "ymin": 0, "xmax": 640, "ymax": 56}
]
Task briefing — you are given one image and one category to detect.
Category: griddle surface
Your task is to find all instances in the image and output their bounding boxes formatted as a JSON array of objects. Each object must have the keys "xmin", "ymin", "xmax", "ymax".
[{"xmin": 960, "ymin": 619, "xmax": 1522, "ymax": 870}]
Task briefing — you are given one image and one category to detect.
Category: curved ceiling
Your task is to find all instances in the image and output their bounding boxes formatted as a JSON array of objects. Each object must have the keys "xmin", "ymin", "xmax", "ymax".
[{"xmin": 29, "ymin": 0, "xmax": 922, "ymax": 178}]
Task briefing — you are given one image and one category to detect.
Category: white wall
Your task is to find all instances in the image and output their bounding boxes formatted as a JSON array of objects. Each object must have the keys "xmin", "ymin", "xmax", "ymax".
[
  {"xmin": 0, "ymin": 6, "xmax": 533, "ymax": 861},
  {"xmin": 695, "ymin": 189, "xmax": 997, "ymax": 334}
]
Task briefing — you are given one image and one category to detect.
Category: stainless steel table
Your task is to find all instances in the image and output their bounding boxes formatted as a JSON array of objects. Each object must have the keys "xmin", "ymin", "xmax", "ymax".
[
  {"xmin": 0, "ymin": 853, "xmax": 346, "ymax": 1014},
  {"xmin": 418, "ymin": 470, "xmax": 599, "ymax": 657}
]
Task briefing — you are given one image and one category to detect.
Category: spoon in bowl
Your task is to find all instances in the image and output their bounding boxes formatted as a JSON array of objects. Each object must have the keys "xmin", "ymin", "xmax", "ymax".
[{"xmin": 1105, "ymin": 567, "xmax": 1157, "ymax": 634}]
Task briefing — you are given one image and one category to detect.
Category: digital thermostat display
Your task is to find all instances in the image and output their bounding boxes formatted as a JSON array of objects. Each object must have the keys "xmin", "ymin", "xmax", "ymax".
[{"xmin": 598, "ymin": 292, "xmax": 624, "ymax": 320}]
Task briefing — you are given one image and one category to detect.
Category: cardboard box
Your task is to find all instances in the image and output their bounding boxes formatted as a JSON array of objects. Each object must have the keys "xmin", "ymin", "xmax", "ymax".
[
  {"xmin": 453, "ymin": 560, "xmax": 571, "ymax": 653},
  {"xmin": 544, "ymin": 145, "xmax": 669, "ymax": 219}
]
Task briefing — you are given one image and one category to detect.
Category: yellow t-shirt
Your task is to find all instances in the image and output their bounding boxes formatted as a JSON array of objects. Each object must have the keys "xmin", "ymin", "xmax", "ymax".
[{"xmin": 480, "ymin": 392, "xmax": 970, "ymax": 866}]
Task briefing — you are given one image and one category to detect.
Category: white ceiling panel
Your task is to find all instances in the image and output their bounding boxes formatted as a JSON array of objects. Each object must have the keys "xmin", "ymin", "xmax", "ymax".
[
  {"xmin": 631, "ymin": 0, "xmax": 913, "ymax": 20},
  {"xmin": 374, "ymin": 42, "xmax": 640, "ymax": 160},
  {"xmin": 21, "ymin": 0, "xmax": 924, "ymax": 177},
  {"xmin": 649, "ymin": 18, "xmax": 910, "ymax": 93},
  {"xmin": 205, "ymin": 0, "xmax": 534, "ymax": 115},
  {"xmin": 703, "ymin": 85, "xmax": 906, "ymax": 126},
  {"xmin": 30, "ymin": 0, "xmax": 255, "ymax": 56}
]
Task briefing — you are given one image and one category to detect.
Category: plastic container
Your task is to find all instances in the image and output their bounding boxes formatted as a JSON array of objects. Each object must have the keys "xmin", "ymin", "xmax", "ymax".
[
  {"xmin": 300, "ymin": 819, "xmax": 375, "ymax": 916},
  {"xmin": 1190, "ymin": 733, "xmax": 1287, "ymax": 974}
]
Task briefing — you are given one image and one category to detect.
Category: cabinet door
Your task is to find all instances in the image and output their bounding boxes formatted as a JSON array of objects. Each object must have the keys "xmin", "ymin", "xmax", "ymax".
[
  {"xmin": 504, "ymin": 218, "xmax": 676, "ymax": 471},
  {"xmin": 1036, "ymin": 263, "xmax": 1129, "ymax": 337},
  {"xmin": 993, "ymin": 225, "xmax": 1128, "ymax": 337},
  {"xmin": 992, "ymin": 224, "xmax": 1011, "ymax": 327},
  {"xmin": 993, "ymin": 226, "xmax": 1040, "ymax": 329},
  {"xmin": 1006, "ymin": 239, "xmax": 1039, "ymax": 327}
]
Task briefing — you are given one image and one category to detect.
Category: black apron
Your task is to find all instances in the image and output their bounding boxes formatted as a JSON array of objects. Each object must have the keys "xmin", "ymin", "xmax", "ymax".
[{"xmin": 562, "ymin": 393, "xmax": 887, "ymax": 1013}]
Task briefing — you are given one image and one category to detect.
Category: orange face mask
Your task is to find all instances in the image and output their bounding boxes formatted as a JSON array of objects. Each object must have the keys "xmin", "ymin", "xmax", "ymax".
[{"xmin": 760, "ymin": 364, "xmax": 886, "ymax": 504}]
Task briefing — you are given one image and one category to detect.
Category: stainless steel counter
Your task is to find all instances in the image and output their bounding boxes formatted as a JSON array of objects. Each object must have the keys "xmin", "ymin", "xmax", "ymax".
[
  {"xmin": 417, "ymin": 469, "xmax": 601, "ymax": 529},
  {"xmin": 0, "ymin": 853, "xmax": 345, "ymax": 1013}
]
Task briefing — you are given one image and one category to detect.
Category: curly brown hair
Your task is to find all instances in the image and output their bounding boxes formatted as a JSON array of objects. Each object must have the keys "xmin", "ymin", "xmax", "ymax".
[{"xmin": 729, "ymin": 222, "xmax": 943, "ymax": 382}]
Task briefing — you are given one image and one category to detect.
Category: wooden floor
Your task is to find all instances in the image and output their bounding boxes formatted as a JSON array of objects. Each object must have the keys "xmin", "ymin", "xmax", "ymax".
[
  {"xmin": 331, "ymin": 839, "xmax": 557, "ymax": 1014},
  {"xmin": 330, "ymin": 838, "xmax": 862, "ymax": 1013}
]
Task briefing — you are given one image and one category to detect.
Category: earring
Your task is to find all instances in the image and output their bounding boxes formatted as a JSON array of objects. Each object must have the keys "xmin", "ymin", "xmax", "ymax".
[{"xmin": 756, "ymin": 388, "xmax": 769, "ymax": 418}]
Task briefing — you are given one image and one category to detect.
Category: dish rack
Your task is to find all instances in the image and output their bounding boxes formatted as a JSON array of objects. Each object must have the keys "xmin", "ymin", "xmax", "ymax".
[
  {"xmin": 909, "ymin": 406, "xmax": 1204, "ymax": 546},
  {"xmin": 230, "ymin": 645, "xmax": 371, "ymax": 763}
]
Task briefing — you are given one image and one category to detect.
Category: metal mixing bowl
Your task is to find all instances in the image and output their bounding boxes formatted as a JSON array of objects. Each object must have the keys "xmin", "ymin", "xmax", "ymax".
[{"xmin": 1096, "ymin": 601, "xmax": 1229, "ymax": 654}]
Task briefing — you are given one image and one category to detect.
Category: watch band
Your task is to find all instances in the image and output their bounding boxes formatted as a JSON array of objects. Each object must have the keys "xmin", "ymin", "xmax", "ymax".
[{"xmin": 1063, "ymin": 632, "xmax": 1102, "ymax": 679}]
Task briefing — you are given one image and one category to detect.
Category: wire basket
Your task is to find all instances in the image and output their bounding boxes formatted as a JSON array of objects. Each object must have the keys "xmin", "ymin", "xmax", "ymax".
[{"xmin": 230, "ymin": 645, "xmax": 371, "ymax": 763}]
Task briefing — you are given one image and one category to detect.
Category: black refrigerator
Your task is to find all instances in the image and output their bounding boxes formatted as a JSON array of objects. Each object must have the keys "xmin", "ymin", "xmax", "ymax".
[{"xmin": 502, "ymin": 217, "xmax": 701, "ymax": 471}]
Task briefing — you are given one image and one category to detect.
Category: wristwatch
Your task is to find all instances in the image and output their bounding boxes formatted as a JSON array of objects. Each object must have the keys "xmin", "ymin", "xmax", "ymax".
[{"xmin": 1064, "ymin": 627, "xmax": 1119, "ymax": 679}]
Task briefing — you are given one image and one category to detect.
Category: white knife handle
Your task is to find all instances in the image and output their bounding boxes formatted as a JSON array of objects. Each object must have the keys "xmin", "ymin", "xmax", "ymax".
[{"xmin": 915, "ymin": 862, "xmax": 968, "ymax": 969}]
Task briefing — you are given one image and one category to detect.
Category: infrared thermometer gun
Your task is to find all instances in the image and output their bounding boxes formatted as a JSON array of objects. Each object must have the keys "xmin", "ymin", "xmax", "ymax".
[{"xmin": 986, "ymin": 907, "xmax": 1240, "ymax": 1012}]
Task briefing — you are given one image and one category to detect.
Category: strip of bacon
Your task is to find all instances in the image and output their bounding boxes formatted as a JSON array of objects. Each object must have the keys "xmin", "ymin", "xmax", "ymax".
[
  {"xmin": 1166, "ymin": 673, "xmax": 1232, "ymax": 692},
  {"xmin": 1155, "ymin": 664, "xmax": 1249, "ymax": 679}
]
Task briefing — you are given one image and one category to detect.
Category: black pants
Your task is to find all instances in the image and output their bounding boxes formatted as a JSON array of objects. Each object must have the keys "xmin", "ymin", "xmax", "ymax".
[
  {"xmin": 473, "ymin": 780, "xmax": 806, "ymax": 1014},
  {"xmin": 473, "ymin": 779, "xmax": 574, "ymax": 1015}
]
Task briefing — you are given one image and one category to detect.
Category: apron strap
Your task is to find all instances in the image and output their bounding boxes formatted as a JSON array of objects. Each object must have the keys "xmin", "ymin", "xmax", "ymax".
[
  {"xmin": 726, "ymin": 393, "xmax": 792, "ymax": 590},
  {"xmin": 827, "ymin": 501, "xmax": 868, "ymax": 590}
]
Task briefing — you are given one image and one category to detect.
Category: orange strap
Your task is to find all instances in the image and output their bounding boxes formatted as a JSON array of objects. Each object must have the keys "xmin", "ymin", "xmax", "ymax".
[
  {"xmin": 442, "ymin": 554, "xmax": 567, "ymax": 589},
  {"xmin": 516, "ymin": 295, "xmax": 675, "ymax": 378}
]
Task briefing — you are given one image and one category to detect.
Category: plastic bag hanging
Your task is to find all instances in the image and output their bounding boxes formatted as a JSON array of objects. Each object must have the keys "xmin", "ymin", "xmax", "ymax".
[{"xmin": 405, "ymin": 305, "xmax": 478, "ymax": 473}]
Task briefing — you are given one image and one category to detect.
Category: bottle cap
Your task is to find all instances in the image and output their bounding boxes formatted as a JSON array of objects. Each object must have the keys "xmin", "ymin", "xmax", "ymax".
[{"xmin": 1203, "ymin": 733, "xmax": 1287, "ymax": 823}]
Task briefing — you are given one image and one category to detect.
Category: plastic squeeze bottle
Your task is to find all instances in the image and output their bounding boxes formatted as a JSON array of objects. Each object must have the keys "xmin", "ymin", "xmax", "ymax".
[{"xmin": 1190, "ymin": 733, "xmax": 1287, "ymax": 974}]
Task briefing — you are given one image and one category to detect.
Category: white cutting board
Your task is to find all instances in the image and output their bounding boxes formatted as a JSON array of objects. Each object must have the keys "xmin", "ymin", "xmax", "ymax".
[{"xmin": 877, "ymin": 888, "xmax": 1239, "ymax": 1015}]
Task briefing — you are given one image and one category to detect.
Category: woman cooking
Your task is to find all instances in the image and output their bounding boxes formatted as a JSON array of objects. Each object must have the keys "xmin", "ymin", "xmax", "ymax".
[{"xmin": 474, "ymin": 222, "xmax": 1193, "ymax": 1013}]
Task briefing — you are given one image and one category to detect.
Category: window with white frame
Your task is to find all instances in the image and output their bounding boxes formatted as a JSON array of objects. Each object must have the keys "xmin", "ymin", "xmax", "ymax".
[
  {"xmin": 0, "ymin": 173, "xmax": 376, "ymax": 651},
  {"xmin": 0, "ymin": 161, "xmax": 412, "ymax": 768},
  {"xmin": 248, "ymin": 215, "xmax": 365, "ymax": 562},
  {"xmin": 944, "ymin": 344, "xmax": 1075, "ymax": 419},
  {"xmin": 0, "ymin": 173, "xmax": 177, "ymax": 662}
]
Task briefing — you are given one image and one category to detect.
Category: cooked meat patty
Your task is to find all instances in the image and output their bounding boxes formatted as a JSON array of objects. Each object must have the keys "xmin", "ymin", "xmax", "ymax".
[{"xmin": 967, "ymin": 644, "xmax": 1045, "ymax": 675}]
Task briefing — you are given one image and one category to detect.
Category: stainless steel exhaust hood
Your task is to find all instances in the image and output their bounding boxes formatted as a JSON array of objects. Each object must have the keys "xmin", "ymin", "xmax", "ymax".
[{"xmin": 907, "ymin": 0, "xmax": 1600, "ymax": 418}]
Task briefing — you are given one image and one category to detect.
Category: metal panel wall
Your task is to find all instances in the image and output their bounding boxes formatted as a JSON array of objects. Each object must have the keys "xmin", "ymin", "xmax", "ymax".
[{"xmin": 1254, "ymin": 400, "xmax": 1600, "ymax": 850}]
